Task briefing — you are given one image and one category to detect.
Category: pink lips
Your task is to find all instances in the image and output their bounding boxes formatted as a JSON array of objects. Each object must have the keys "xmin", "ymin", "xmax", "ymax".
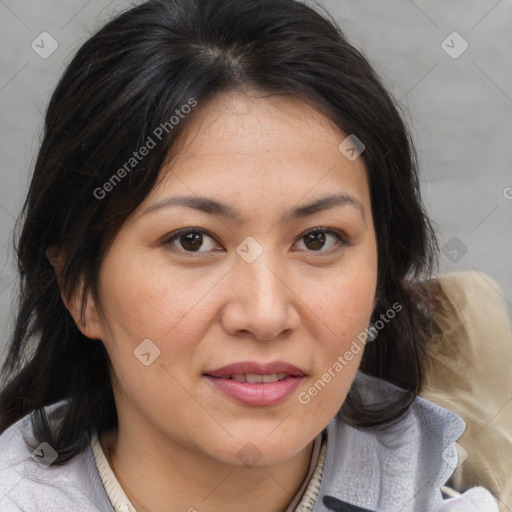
[{"xmin": 204, "ymin": 361, "xmax": 305, "ymax": 407}]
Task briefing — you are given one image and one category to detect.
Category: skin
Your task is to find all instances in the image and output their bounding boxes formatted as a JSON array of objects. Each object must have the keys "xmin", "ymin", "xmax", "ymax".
[{"xmin": 59, "ymin": 90, "xmax": 378, "ymax": 512}]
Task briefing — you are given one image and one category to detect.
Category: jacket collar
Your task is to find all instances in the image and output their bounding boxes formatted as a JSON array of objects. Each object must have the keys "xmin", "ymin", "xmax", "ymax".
[{"xmin": 312, "ymin": 372, "xmax": 465, "ymax": 512}]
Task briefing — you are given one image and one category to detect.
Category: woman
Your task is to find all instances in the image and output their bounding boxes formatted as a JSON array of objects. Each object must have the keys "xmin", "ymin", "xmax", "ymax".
[{"xmin": 0, "ymin": 0, "xmax": 499, "ymax": 510}]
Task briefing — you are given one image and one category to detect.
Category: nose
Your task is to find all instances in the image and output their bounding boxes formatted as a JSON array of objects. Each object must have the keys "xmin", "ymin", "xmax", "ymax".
[{"xmin": 220, "ymin": 248, "xmax": 300, "ymax": 341}]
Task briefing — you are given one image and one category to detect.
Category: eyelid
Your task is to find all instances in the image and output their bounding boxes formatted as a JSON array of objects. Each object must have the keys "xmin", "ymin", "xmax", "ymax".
[
  {"xmin": 292, "ymin": 227, "xmax": 350, "ymax": 256},
  {"xmin": 161, "ymin": 226, "xmax": 350, "ymax": 256},
  {"xmin": 161, "ymin": 227, "xmax": 220, "ymax": 254}
]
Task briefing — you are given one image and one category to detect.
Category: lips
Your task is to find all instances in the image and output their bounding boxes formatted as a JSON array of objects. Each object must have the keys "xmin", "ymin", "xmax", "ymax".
[
  {"xmin": 224, "ymin": 373, "xmax": 288, "ymax": 383},
  {"xmin": 204, "ymin": 361, "xmax": 306, "ymax": 406},
  {"xmin": 205, "ymin": 361, "xmax": 306, "ymax": 379}
]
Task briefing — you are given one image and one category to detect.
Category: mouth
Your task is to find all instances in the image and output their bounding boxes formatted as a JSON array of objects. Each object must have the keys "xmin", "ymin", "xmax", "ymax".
[
  {"xmin": 204, "ymin": 361, "xmax": 306, "ymax": 380},
  {"xmin": 210, "ymin": 373, "xmax": 291, "ymax": 383},
  {"xmin": 203, "ymin": 361, "xmax": 306, "ymax": 406}
]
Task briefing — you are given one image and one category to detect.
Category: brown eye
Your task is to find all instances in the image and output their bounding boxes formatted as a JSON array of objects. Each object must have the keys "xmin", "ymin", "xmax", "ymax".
[
  {"xmin": 304, "ymin": 231, "xmax": 327, "ymax": 251},
  {"xmin": 180, "ymin": 232, "xmax": 204, "ymax": 251},
  {"xmin": 164, "ymin": 228, "xmax": 220, "ymax": 254},
  {"xmin": 296, "ymin": 228, "xmax": 347, "ymax": 254}
]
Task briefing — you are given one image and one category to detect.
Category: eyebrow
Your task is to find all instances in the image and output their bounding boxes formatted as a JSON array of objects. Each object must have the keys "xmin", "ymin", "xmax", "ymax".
[{"xmin": 140, "ymin": 192, "xmax": 365, "ymax": 223}]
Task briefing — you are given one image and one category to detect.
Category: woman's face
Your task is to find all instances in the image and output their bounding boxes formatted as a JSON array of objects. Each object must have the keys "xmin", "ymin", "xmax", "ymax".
[{"xmin": 84, "ymin": 90, "xmax": 378, "ymax": 467}]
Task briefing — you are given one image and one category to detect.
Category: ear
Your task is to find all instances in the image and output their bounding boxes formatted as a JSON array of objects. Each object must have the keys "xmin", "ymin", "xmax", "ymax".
[{"xmin": 46, "ymin": 245, "xmax": 104, "ymax": 341}]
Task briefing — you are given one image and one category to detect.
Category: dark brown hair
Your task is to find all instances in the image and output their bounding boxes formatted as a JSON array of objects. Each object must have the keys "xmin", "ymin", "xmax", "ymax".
[{"xmin": 0, "ymin": 0, "xmax": 437, "ymax": 464}]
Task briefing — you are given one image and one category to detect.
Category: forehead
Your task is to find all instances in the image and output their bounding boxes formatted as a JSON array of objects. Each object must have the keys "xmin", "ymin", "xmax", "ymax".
[
  {"xmin": 142, "ymin": 90, "xmax": 371, "ymax": 216},
  {"xmin": 170, "ymin": 90, "xmax": 353, "ymax": 163}
]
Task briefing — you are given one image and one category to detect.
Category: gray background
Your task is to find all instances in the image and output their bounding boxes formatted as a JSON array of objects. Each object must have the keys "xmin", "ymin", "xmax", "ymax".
[{"xmin": 1, "ymin": 0, "xmax": 511, "ymax": 365}]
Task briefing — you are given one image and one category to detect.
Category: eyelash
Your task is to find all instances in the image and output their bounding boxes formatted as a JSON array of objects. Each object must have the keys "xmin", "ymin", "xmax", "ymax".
[{"xmin": 161, "ymin": 227, "xmax": 349, "ymax": 258}]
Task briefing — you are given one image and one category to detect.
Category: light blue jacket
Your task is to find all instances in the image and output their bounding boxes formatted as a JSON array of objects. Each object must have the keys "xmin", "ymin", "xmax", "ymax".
[{"xmin": 0, "ymin": 372, "xmax": 499, "ymax": 511}]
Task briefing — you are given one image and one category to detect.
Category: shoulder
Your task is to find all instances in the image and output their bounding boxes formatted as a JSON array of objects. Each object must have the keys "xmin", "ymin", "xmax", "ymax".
[
  {"xmin": 316, "ymin": 372, "xmax": 499, "ymax": 512},
  {"xmin": 0, "ymin": 401, "xmax": 113, "ymax": 512},
  {"xmin": 421, "ymin": 270, "xmax": 512, "ymax": 503}
]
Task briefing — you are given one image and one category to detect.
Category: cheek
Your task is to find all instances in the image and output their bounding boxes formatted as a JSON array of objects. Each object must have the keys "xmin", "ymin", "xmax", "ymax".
[
  {"xmin": 96, "ymin": 259, "xmax": 221, "ymax": 403},
  {"xmin": 297, "ymin": 265, "xmax": 376, "ymax": 413},
  {"xmin": 97, "ymin": 253, "xmax": 204, "ymax": 342},
  {"xmin": 309, "ymin": 267, "xmax": 376, "ymax": 341},
  {"xmin": 96, "ymin": 262, "xmax": 206, "ymax": 419}
]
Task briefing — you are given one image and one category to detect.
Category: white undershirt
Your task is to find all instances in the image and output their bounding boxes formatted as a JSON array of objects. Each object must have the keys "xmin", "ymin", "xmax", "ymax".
[{"xmin": 90, "ymin": 429, "xmax": 326, "ymax": 512}]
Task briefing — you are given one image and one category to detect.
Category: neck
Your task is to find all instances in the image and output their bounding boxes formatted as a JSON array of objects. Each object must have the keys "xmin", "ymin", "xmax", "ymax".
[{"xmin": 101, "ymin": 427, "xmax": 317, "ymax": 512}]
